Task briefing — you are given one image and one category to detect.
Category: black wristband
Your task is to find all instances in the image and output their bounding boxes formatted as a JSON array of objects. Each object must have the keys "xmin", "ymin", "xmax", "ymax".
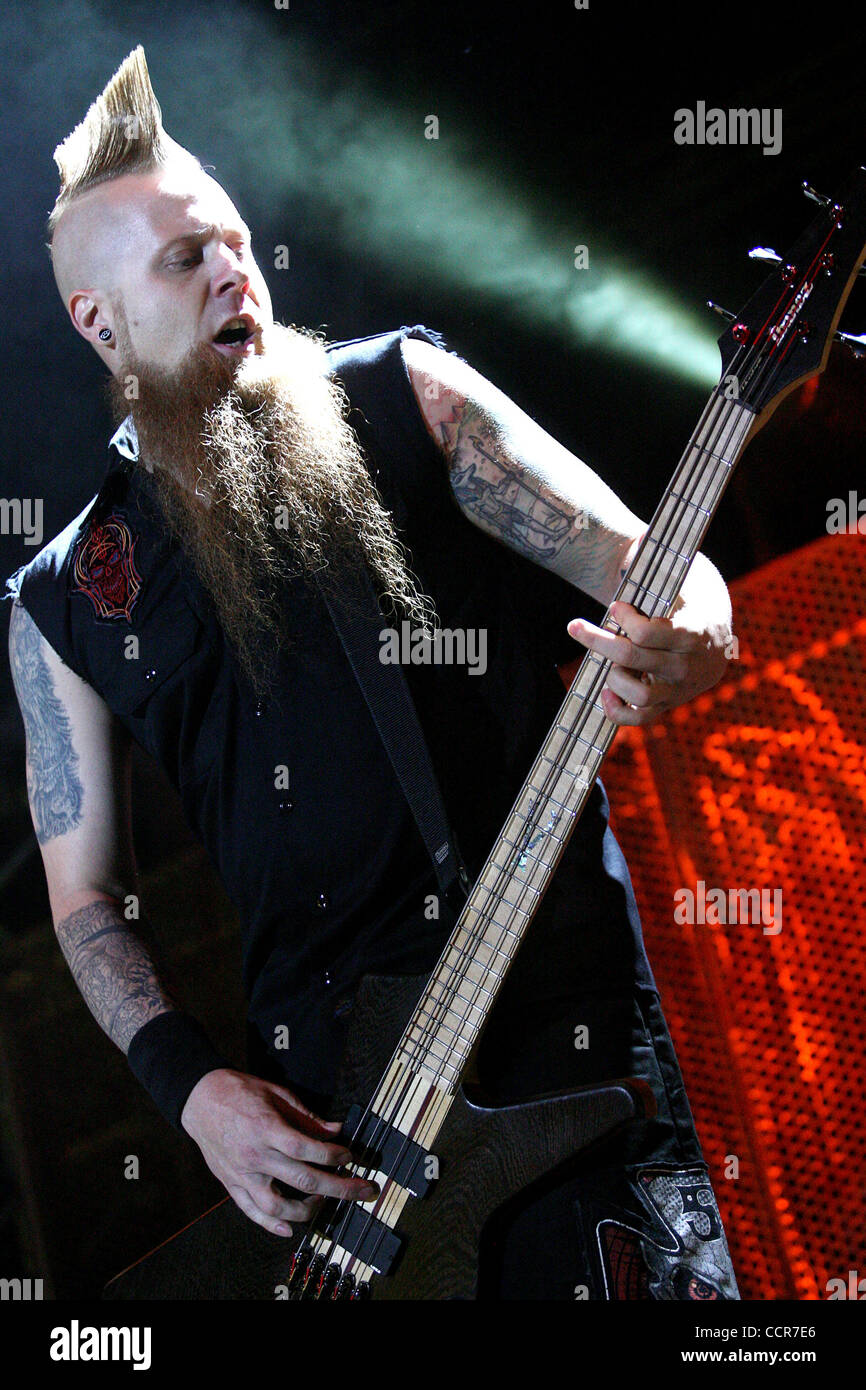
[{"xmin": 126, "ymin": 1011, "xmax": 231, "ymax": 1131}]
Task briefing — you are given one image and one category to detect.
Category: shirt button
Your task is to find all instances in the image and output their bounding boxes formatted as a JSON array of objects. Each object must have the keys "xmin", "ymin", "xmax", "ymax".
[
  {"xmin": 144, "ymin": 668, "xmax": 157, "ymax": 682},
  {"xmin": 254, "ymin": 700, "xmax": 266, "ymax": 717},
  {"xmin": 316, "ymin": 893, "xmax": 329, "ymax": 911},
  {"xmin": 278, "ymin": 799, "xmax": 294, "ymax": 814}
]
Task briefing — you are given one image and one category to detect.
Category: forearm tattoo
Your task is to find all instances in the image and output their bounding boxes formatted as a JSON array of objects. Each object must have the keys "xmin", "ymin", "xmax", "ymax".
[
  {"xmin": 442, "ymin": 396, "xmax": 628, "ymax": 597},
  {"xmin": 9, "ymin": 603, "xmax": 84, "ymax": 844},
  {"xmin": 55, "ymin": 899, "xmax": 176, "ymax": 1054}
]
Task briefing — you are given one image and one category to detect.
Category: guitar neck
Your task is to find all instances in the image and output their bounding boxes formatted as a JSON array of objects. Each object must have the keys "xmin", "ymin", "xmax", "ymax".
[{"xmin": 384, "ymin": 390, "xmax": 754, "ymax": 1098}]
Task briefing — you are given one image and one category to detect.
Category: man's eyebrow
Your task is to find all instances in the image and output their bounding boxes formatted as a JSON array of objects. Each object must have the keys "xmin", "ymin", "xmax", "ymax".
[{"xmin": 154, "ymin": 222, "xmax": 253, "ymax": 259}]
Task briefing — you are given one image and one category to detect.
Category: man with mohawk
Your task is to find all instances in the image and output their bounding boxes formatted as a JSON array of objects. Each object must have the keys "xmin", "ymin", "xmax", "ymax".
[{"xmin": 7, "ymin": 48, "xmax": 739, "ymax": 1299}]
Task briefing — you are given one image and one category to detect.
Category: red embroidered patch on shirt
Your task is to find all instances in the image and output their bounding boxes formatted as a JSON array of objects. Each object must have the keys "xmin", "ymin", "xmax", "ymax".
[{"xmin": 71, "ymin": 512, "xmax": 142, "ymax": 621}]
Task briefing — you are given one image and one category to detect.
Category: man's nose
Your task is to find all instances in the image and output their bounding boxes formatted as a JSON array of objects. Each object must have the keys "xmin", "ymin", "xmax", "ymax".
[{"xmin": 211, "ymin": 248, "xmax": 250, "ymax": 299}]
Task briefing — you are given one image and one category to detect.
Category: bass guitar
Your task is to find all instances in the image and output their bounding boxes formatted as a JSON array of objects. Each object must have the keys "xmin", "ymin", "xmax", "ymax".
[{"xmin": 105, "ymin": 168, "xmax": 866, "ymax": 1300}]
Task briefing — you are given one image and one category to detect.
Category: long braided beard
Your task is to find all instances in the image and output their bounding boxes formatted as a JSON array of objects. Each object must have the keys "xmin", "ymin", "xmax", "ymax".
[{"xmin": 108, "ymin": 320, "xmax": 437, "ymax": 691}]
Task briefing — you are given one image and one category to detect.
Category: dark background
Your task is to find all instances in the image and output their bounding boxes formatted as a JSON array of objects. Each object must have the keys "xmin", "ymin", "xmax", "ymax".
[{"xmin": 0, "ymin": 0, "xmax": 864, "ymax": 1297}]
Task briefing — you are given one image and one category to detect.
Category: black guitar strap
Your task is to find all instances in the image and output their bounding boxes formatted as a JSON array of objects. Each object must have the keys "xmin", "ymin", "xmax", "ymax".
[{"xmin": 319, "ymin": 565, "xmax": 471, "ymax": 914}]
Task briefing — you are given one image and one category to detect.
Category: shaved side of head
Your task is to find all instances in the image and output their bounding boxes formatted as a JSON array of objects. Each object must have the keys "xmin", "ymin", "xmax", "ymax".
[{"xmin": 47, "ymin": 45, "xmax": 200, "ymax": 307}]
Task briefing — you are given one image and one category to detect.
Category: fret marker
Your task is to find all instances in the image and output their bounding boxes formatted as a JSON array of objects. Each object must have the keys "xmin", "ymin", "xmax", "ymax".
[{"xmin": 516, "ymin": 810, "xmax": 561, "ymax": 871}]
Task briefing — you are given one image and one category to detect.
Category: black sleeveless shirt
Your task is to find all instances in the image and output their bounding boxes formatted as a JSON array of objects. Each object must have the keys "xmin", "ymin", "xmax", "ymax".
[{"xmin": 7, "ymin": 326, "xmax": 654, "ymax": 1103}]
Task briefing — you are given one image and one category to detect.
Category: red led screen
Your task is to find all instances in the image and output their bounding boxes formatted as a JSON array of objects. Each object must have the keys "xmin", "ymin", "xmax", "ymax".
[{"xmin": 580, "ymin": 533, "xmax": 866, "ymax": 1300}]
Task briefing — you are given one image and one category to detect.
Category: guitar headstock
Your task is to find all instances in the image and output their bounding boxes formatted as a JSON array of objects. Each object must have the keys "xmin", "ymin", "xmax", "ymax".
[{"xmin": 714, "ymin": 167, "xmax": 866, "ymax": 427}]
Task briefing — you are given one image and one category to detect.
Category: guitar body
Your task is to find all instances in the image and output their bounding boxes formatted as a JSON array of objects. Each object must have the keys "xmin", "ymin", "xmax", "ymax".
[{"xmin": 104, "ymin": 975, "xmax": 649, "ymax": 1300}]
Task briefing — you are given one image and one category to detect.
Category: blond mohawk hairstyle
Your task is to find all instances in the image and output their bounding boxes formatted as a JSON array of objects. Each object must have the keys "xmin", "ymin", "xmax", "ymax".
[{"xmin": 47, "ymin": 45, "xmax": 199, "ymax": 243}]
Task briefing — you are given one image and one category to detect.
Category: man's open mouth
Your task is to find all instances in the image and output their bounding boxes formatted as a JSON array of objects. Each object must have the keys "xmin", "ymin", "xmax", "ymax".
[{"xmin": 211, "ymin": 315, "xmax": 258, "ymax": 354}]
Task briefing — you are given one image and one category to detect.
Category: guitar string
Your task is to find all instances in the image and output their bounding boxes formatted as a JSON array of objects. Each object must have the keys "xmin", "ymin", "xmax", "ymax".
[
  {"xmin": 298, "ymin": 325, "xmax": 830, "ymax": 1297},
  {"xmin": 338, "ymin": 285, "xmax": 827, "ymax": 1286},
  {"xmin": 332, "ymin": 222, "xmax": 848, "ymax": 1288},
  {"xmin": 375, "ymin": 210, "xmax": 843, "ymax": 1099},
  {"xmin": 394, "ymin": 391, "xmax": 750, "ymax": 1071},
  {"xmin": 295, "ymin": 364, "xmax": 760, "ymax": 1293},
  {"xmin": 300, "ymin": 379, "xmax": 773, "ymax": 1294},
  {"xmin": 298, "ymin": 353, "xmax": 785, "ymax": 1294},
  {"xmin": 290, "ymin": 225, "xmax": 840, "ymax": 1293},
  {"xmin": 403, "ymin": 381, "xmax": 757, "ymax": 1061},
  {"xmin": 303, "ymin": 380, "xmax": 753, "ymax": 1290}
]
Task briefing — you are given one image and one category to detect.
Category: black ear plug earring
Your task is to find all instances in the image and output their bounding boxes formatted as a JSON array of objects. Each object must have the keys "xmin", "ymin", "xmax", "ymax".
[{"xmin": 98, "ymin": 327, "xmax": 112, "ymax": 341}]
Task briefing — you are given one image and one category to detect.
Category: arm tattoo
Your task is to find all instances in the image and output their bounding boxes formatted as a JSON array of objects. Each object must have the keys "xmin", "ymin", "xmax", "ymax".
[
  {"xmin": 450, "ymin": 404, "xmax": 585, "ymax": 560},
  {"xmin": 445, "ymin": 399, "xmax": 628, "ymax": 597},
  {"xmin": 9, "ymin": 603, "xmax": 84, "ymax": 844},
  {"xmin": 54, "ymin": 899, "xmax": 176, "ymax": 1054}
]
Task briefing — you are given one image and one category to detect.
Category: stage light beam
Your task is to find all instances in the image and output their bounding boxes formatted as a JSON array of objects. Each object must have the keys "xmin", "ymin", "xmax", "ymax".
[{"xmin": 19, "ymin": 1, "xmax": 721, "ymax": 387}]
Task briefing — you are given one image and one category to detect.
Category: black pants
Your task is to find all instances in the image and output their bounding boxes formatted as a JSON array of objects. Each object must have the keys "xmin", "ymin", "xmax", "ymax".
[{"xmin": 476, "ymin": 986, "xmax": 740, "ymax": 1300}]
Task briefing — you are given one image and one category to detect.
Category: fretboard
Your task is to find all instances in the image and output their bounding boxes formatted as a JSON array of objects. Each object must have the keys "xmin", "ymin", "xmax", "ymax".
[{"xmin": 382, "ymin": 390, "xmax": 754, "ymax": 1097}]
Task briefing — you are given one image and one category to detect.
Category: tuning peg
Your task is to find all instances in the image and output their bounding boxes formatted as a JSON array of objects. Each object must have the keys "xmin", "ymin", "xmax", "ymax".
[
  {"xmin": 748, "ymin": 244, "xmax": 866, "ymax": 277},
  {"xmin": 834, "ymin": 329, "xmax": 866, "ymax": 358},
  {"xmin": 802, "ymin": 181, "xmax": 833, "ymax": 208},
  {"xmin": 748, "ymin": 246, "xmax": 782, "ymax": 264},
  {"xmin": 707, "ymin": 301, "xmax": 750, "ymax": 342},
  {"xmin": 802, "ymin": 180, "xmax": 845, "ymax": 223}
]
